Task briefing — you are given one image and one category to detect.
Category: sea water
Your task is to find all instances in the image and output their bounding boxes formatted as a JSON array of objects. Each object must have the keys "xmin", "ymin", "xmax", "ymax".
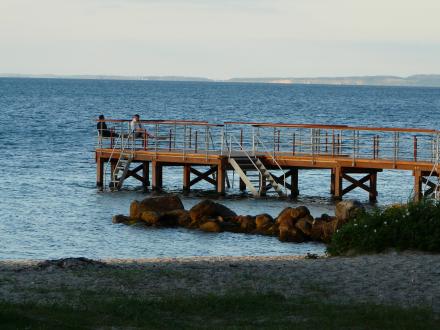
[{"xmin": 1, "ymin": 78, "xmax": 439, "ymax": 259}]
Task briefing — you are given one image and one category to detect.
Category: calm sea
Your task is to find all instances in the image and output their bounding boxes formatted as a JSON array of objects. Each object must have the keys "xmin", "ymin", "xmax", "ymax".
[{"xmin": 1, "ymin": 78, "xmax": 439, "ymax": 259}]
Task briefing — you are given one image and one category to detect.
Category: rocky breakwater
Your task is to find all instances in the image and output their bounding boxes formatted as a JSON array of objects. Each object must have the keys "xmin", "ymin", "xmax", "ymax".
[{"xmin": 113, "ymin": 195, "xmax": 364, "ymax": 244}]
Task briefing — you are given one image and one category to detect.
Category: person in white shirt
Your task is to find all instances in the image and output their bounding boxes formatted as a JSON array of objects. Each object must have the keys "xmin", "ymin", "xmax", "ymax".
[
  {"xmin": 130, "ymin": 114, "xmax": 144, "ymax": 138},
  {"xmin": 130, "ymin": 114, "xmax": 154, "ymax": 138}
]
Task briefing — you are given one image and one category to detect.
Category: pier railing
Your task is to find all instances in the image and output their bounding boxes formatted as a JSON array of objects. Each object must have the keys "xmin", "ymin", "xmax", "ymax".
[
  {"xmin": 97, "ymin": 119, "xmax": 439, "ymax": 165},
  {"xmin": 224, "ymin": 122, "xmax": 440, "ymax": 165}
]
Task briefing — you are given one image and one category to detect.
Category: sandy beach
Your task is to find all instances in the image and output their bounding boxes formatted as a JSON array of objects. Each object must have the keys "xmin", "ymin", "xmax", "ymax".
[{"xmin": 1, "ymin": 252, "xmax": 439, "ymax": 312}]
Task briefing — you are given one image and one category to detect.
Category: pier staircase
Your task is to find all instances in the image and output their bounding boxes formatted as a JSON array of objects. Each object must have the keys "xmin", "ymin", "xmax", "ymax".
[
  {"xmin": 229, "ymin": 156, "xmax": 285, "ymax": 197},
  {"xmin": 106, "ymin": 135, "xmax": 134, "ymax": 191}
]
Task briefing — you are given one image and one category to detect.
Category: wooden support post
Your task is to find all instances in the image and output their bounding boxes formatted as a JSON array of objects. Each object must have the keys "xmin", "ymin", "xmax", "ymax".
[
  {"xmin": 183, "ymin": 164, "xmax": 191, "ymax": 192},
  {"xmin": 151, "ymin": 161, "xmax": 163, "ymax": 191},
  {"xmin": 333, "ymin": 166, "xmax": 342, "ymax": 200},
  {"xmin": 142, "ymin": 162, "xmax": 150, "ymax": 191},
  {"xmin": 96, "ymin": 156, "xmax": 104, "ymax": 190},
  {"xmin": 414, "ymin": 169, "xmax": 422, "ymax": 202},
  {"xmin": 217, "ymin": 160, "xmax": 226, "ymax": 195},
  {"xmin": 290, "ymin": 168, "xmax": 299, "ymax": 198},
  {"xmin": 330, "ymin": 168, "xmax": 335, "ymax": 195},
  {"xmin": 369, "ymin": 171, "xmax": 378, "ymax": 203}
]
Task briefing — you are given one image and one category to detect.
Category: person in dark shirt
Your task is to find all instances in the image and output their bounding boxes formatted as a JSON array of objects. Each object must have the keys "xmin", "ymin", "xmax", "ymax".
[{"xmin": 97, "ymin": 114, "xmax": 112, "ymax": 137}]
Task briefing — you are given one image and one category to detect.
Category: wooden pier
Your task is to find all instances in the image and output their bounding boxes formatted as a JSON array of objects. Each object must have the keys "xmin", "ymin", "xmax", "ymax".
[{"xmin": 95, "ymin": 119, "xmax": 440, "ymax": 202}]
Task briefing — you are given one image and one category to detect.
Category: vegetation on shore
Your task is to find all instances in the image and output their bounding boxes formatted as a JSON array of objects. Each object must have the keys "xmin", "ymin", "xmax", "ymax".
[
  {"xmin": 328, "ymin": 199, "xmax": 440, "ymax": 255},
  {"xmin": 1, "ymin": 292, "xmax": 438, "ymax": 329}
]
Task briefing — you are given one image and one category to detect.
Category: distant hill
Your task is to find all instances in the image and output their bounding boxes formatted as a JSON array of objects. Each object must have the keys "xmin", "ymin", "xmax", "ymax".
[
  {"xmin": 227, "ymin": 75, "xmax": 440, "ymax": 87},
  {"xmin": 1, "ymin": 73, "xmax": 440, "ymax": 87}
]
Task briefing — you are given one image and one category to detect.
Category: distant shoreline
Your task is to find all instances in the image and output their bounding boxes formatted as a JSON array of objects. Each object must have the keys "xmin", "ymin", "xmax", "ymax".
[{"xmin": 1, "ymin": 73, "xmax": 440, "ymax": 88}]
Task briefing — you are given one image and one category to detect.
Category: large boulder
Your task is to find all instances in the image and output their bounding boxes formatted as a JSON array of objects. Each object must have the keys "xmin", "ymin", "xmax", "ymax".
[
  {"xmin": 335, "ymin": 200, "xmax": 364, "ymax": 224},
  {"xmin": 235, "ymin": 215, "xmax": 257, "ymax": 233},
  {"xmin": 140, "ymin": 211, "xmax": 161, "ymax": 225},
  {"xmin": 276, "ymin": 206, "xmax": 311, "ymax": 225},
  {"xmin": 199, "ymin": 220, "xmax": 222, "ymax": 233},
  {"xmin": 139, "ymin": 195, "xmax": 184, "ymax": 214},
  {"xmin": 255, "ymin": 214, "xmax": 275, "ymax": 235},
  {"xmin": 189, "ymin": 200, "xmax": 236, "ymax": 227},
  {"xmin": 162, "ymin": 209, "xmax": 191, "ymax": 227},
  {"xmin": 294, "ymin": 215, "xmax": 314, "ymax": 237},
  {"xmin": 129, "ymin": 200, "xmax": 142, "ymax": 220}
]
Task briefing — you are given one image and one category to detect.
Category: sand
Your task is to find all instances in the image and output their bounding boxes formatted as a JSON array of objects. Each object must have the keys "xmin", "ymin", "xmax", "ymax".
[{"xmin": 1, "ymin": 252, "xmax": 439, "ymax": 311}]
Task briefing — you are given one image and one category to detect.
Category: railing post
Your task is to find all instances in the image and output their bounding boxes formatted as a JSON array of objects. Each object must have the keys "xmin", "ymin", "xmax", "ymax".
[
  {"xmin": 189, "ymin": 127, "xmax": 192, "ymax": 148},
  {"xmin": 195, "ymin": 130, "xmax": 198, "ymax": 153},
  {"xmin": 277, "ymin": 129, "xmax": 280, "ymax": 152},
  {"xmin": 183, "ymin": 124, "xmax": 187, "ymax": 159},
  {"xmin": 292, "ymin": 132, "xmax": 296, "ymax": 156},
  {"xmin": 155, "ymin": 124, "xmax": 158, "ymax": 157},
  {"xmin": 205, "ymin": 126, "xmax": 209, "ymax": 159},
  {"xmin": 144, "ymin": 129, "xmax": 147, "ymax": 150},
  {"xmin": 220, "ymin": 126, "xmax": 224, "ymax": 156},
  {"xmin": 413, "ymin": 135, "xmax": 418, "ymax": 162},
  {"xmin": 352, "ymin": 130, "xmax": 356, "ymax": 165},
  {"xmin": 110, "ymin": 128, "xmax": 114, "ymax": 149},
  {"xmin": 252, "ymin": 126, "xmax": 256, "ymax": 156},
  {"xmin": 169, "ymin": 129, "xmax": 172, "ymax": 151}
]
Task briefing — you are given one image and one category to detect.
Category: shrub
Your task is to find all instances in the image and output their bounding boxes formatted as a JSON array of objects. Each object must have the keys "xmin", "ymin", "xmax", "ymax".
[{"xmin": 327, "ymin": 199, "xmax": 440, "ymax": 255}]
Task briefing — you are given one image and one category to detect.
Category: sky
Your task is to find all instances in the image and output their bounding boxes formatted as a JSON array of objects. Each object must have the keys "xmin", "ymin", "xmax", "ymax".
[{"xmin": 0, "ymin": 0, "xmax": 439, "ymax": 79}]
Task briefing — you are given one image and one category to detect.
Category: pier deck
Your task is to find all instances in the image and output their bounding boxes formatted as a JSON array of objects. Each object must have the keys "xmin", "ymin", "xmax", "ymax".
[{"xmin": 95, "ymin": 119, "xmax": 440, "ymax": 202}]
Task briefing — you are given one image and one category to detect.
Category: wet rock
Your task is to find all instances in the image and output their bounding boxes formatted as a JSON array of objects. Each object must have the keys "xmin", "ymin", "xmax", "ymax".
[
  {"xmin": 139, "ymin": 195, "xmax": 184, "ymax": 214},
  {"xmin": 162, "ymin": 209, "xmax": 191, "ymax": 227},
  {"xmin": 140, "ymin": 211, "xmax": 161, "ymax": 225},
  {"xmin": 220, "ymin": 220, "xmax": 242, "ymax": 233},
  {"xmin": 335, "ymin": 200, "xmax": 364, "ymax": 224},
  {"xmin": 129, "ymin": 200, "xmax": 142, "ymax": 220},
  {"xmin": 290, "ymin": 206, "xmax": 311, "ymax": 220},
  {"xmin": 189, "ymin": 200, "xmax": 236, "ymax": 226},
  {"xmin": 295, "ymin": 215, "xmax": 314, "ymax": 237},
  {"xmin": 279, "ymin": 226, "xmax": 306, "ymax": 243},
  {"xmin": 310, "ymin": 219, "xmax": 324, "ymax": 241},
  {"xmin": 112, "ymin": 214, "xmax": 132, "ymax": 224},
  {"xmin": 199, "ymin": 220, "xmax": 222, "ymax": 233},
  {"xmin": 255, "ymin": 213, "xmax": 274, "ymax": 232},
  {"xmin": 234, "ymin": 215, "xmax": 256, "ymax": 232}
]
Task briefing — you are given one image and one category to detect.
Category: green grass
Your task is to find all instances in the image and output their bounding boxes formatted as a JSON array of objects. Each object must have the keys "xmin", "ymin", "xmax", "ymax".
[
  {"xmin": 1, "ymin": 292, "xmax": 438, "ymax": 329},
  {"xmin": 328, "ymin": 199, "xmax": 440, "ymax": 255}
]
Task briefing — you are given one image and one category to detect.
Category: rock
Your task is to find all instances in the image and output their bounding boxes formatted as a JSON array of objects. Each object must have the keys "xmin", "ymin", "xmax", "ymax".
[
  {"xmin": 279, "ymin": 226, "xmax": 306, "ymax": 243},
  {"xmin": 162, "ymin": 209, "xmax": 191, "ymax": 227},
  {"xmin": 220, "ymin": 221, "xmax": 242, "ymax": 233},
  {"xmin": 140, "ymin": 211, "xmax": 161, "ymax": 225},
  {"xmin": 310, "ymin": 219, "xmax": 324, "ymax": 241},
  {"xmin": 139, "ymin": 195, "xmax": 184, "ymax": 214},
  {"xmin": 255, "ymin": 213, "xmax": 274, "ymax": 232},
  {"xmin": 112, "ymin": 214, "xmax": 132, "ymax": 224},
  {"xmin": 189, "ymin": 200, "xmax": 237, "ymax": 226},
  {"xmin": 129, "ymin": 200, "xmax": 142, "ymax": 220},
  {"xmin": 276, "ymin": 206, "xmax": 311, "ymax": 225},
  {"xmin": 319, "ymin": 213, "xmax": 333, "ymax": 222},
  {"xmin": 295, "ymin": 215, "xmax": 314, "ymax": 237},
  {"xmin": 234, "ymin": 215, "xmax": 256, "ymax": 232},
  {"xmin": 335, "ymin": 200, "xmax": 364, "ymax": 224},
  {"xmin": 320, "ymin": 218, "xmax": 341, "ymax": 243},
  {"xmin": 199, "ymin": 220, "xmax": 222, "ymax": 233},
  {"xmin": 290, "ymin": 206, "xmax": 311, "ymax": 220}
]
